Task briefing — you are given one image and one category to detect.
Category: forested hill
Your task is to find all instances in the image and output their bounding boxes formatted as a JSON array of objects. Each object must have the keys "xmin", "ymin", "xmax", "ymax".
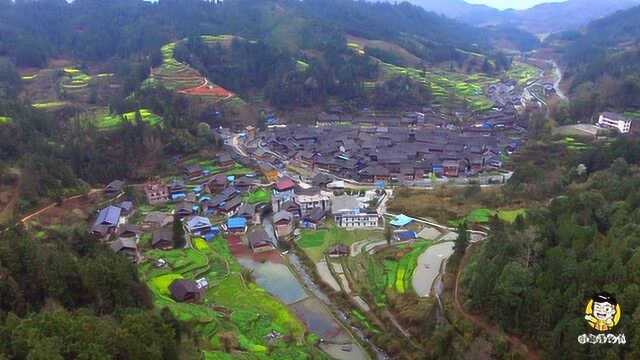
[
  {"xmin": 0, "ymin": 0, "xmax": 528, "ymax": 68},
  {"xmin": 551, "ymin": 5, "xmax": 640, "ymax": 115},
  {"xmin": 462, "ymin": 138, "xmax": 640, "ymax": 359}
]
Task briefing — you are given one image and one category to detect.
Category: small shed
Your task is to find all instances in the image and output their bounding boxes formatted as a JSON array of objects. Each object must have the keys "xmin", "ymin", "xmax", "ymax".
[
  {"xmin": 169, "ymin": 279, "xmax": 201, "ymax": 302},
  {"xmin": 152, "ymin": 228, "xmax": 173, "ymax": 250}
]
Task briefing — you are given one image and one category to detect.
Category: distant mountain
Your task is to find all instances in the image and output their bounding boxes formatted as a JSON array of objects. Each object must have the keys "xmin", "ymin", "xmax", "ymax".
[
  {"xmin": 554, "ymin": 5, "xmax": 640, "ymax": 113},
  {"xmin": 507, "ymin": 0, "xmax": 640, "ymax": 34},
  {"xmin": 371, "ymin": 0, "xmax": 640, "ymax": 35}
]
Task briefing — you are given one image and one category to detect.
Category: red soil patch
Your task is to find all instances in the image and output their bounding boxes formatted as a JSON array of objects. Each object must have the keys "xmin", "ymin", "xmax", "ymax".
[{"xmin": 179, "ymin": 83, "xmax": 233, "ymax": 98}]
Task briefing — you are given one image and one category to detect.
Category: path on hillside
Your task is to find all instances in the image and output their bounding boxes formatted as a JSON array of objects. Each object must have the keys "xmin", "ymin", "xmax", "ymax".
[
  {"xmin": 550, "ymin": 60, "xmax": 567, "ymax": 101},
  {"xmin": 453, "ymin": 246, "xmax": 540, "ymax": 360},
  {"xmin": 20, "ymin": 188, "xmax": 104, "ymax": 223}
]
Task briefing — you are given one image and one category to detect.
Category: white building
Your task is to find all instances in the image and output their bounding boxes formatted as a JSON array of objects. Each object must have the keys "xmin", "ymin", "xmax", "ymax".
[
  {"xmin": 294, "ymin": 187, "xmax": 332, "ymax": 216},
  {"xmin": 331, "ymin": 195, "xmax": 379, "ymax": 228},
  {"xmin": 598, "ymin": 112, "xmax": 633, "ymax": 134}
]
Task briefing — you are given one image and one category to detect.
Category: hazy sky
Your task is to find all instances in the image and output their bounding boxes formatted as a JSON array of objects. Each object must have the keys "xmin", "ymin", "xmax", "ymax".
[{"xmin": 465, "ymin": 0, "xmax": 567, "ymax": 10}]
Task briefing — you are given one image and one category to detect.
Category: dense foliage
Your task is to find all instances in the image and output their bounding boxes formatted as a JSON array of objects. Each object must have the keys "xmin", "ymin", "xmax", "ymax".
[
  {"xmin": 462, "ymin": 137, "xmax": 640, "ymax": 358},
  {"xmin": 0, "ymin": 227, "xmax": 188, "ymax": 359},
  {"xmin": 556, "ymin": 5, "xmax": 640, "ymax": 119}
]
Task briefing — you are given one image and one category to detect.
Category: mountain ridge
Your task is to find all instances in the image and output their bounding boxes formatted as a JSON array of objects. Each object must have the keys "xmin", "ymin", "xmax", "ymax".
[{"xmin": 371, "ymin": 0, "xmax": 640, "ymax": 34}]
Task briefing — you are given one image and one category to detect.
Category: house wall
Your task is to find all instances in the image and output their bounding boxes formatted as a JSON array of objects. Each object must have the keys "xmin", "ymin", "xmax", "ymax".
[
  {"xmin": 598, "ymin": 115, "xmax": 632, "ymax": 133},
  {"xmin": 335, "ymin": 213, "xmax": 379, "ymax": 228}
]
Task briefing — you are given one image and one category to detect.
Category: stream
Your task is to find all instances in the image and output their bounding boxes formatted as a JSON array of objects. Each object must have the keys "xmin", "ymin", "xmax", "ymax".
[{"xmin": 237, "ymin": 217, "xmax": 382, "ymax": 360}]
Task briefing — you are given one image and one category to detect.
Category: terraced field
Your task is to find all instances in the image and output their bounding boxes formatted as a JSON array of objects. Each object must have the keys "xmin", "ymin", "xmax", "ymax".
[
  {"xmin": 61, "ymin": 67, "xmax": 92, "ymax": 90},
  {"xmin": 96, "ymin": 108, "xmax": 163, "ymax": 129},
  {"xmin": 507, "ymin": 62, "xmax": 540, "ymax": 87},
  {"xmin": 149, "ymin": 37, "xmax": 246, "ymax": 108},
  {"xmin": 149, "ymin": 42, "xmax": 205, "ymax": 90},
  {"xmin": 353, "ymin": 240, "xmax": 434, "ymax": 307},
  {"xmin": 380, "ymin": 62, "xmax": 497, "ymax": 112},
  {"xmin": 32, "ymin": 101, "xmax": 69, "ymax": 110},
  {"xmin": 140, "ymin": 236, "xmax": 323, "ymax": 359},
  {"xmin": 298, "ymin": 224, "xmax": 381, "ymax": 262}
]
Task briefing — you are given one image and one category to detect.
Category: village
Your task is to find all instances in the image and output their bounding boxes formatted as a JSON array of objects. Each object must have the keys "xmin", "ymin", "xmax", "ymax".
[{"xmin": 89, "ymin": 120, "xmax": 487, "ymax": 358}]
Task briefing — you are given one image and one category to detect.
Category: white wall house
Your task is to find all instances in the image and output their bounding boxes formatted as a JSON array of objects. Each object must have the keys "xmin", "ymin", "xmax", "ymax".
[
  {"xmin": 294, "ymin": 189, "xmax": 332, "ymax": 216},
  {"xmin": 598, "ymin": 112, "xmax": 632, "ymax": 134},
  {"xmin": 331, "ymin": 195, "xmax": 379, "ymax": 228}
]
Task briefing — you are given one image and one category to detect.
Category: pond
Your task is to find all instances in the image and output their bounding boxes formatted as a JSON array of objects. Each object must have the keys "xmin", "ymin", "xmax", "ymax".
[{"xmin": 238, "ymin": 258, "xmax": 307, "ymax": 305}]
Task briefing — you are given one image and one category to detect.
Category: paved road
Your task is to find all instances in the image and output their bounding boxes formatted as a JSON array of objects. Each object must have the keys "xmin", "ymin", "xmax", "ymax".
[{"xmin": 412, "ymin": 241, "xmax": 455, "ymax": 297}]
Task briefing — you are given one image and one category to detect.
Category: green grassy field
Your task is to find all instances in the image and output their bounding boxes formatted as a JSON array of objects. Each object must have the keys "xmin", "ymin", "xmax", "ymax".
[
  {"xmin": 380, "ymin": 62, "xmax": 496, "ymax": 112},
  {"xmin": 32, "ymin": 101, "xmax": 69, "ymax": 110},
  {"xmin": 298, "ymin": 224, "xmax": 382, "ymax": 262},
  {"xmin": 224, "ymin": 164, "xmax": 253, "ymax": 177},
  {"xmin": 561, "ymin": 137, "xmax": 591, "ymax": 151},
  {"xmin": 243, "ymin": 188, "xmax": 271, "ymax": 204},
  {"xmin": 507, "ymin": 62, "xmax": 539, "ymax": 87},
  {"xmin": 450, "ymin": 208, "xmax": 526, "ymax": 226},
  {"xmin": 358, "ymin": 240, "xmax": 434, "ymax": 306},
  {"xmin": 61, "ymin": 67, "xmax": 92, "ymax": 89},
  {"xmin": 21, "ymin": 73, "xmax": 38, "ymax": 81},
  {"xmin": 0, "ymin": 116, "xmax": 11, "ymax": 125},
  {"xmin": 140, "ymin": 236, "xmax": 323, "ymax": 358},
  {"xmin": 97, "ymin": 108, "xmax": 163, "ymax": 129},
  {"xmin": 193, "ymin": 237, "xmax": 210, "ymax": 251},
  {"xmin": 296, "ymin": 60, "xmax": 310, "ymax": 72}
]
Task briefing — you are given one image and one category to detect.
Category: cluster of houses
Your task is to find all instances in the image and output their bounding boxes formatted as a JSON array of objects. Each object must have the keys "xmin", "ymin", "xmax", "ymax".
[
  {"xmin": 91, "ymin": 153, "xmax": 397, "ymax": 304},
  {"xmin": 255, "ymin": 120, "xmax": 521, "ymax": 182},
  {"xmin": 93, "ymin": 158, "xmax": 383, "ymax": 268}
]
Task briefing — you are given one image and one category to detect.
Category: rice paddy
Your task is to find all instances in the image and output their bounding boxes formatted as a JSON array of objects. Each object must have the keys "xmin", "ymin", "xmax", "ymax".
[
  {"xmin": 298, "ymin": 224, "xmax": 382, "ymax": 262},
  {"xmin": 507, "ymin": 62, "xmax": 540, "ymax": 87},
  {"xmin": 243, "ymin": 188, "xmax": 271, "ymax": 204},
  {"xmin": 140, "ymin": 235, "xmax": 321, "ymax": 358},
  {"xmin": 150, "ymin": 41, "xmax": 205, "ymax": 90},
  {"xmin": 20, "ymin": 73, "xmax": 38, "ymax": 81},
  {"xmin": 560, "ymin": 137, "xmax": 591, "ymax": 151},
  {"xmin": 347, "ymin": 42, "xmax": 365, "ymax": 55},
  {"xmin": 296, "ymin": 60, "xmax": 310, "ymax": 72},
  {"xmin": 61, "ymin": 67, "xmax": 92, "ymax": 89},
  {"xmin": 359, "ymin": 240, "xmax": 434, "ymax": 305},
  {"xmin": 32, "ymin": 101, "xmax": 69, "ymax": 110},
  {"xmin": 96, "ymin": 108, "xmax": 163, "ymax": 129},
  {"xmin": 380, "ymin": 62, "xmax": 497, "ymax": 112}
]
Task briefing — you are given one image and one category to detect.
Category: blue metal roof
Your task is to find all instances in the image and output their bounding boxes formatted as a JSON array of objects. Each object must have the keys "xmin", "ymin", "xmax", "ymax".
[
  {"xmin": 171, "ymin": 192, "xmax": 186, "ymax": 200},
  {"xmin": 95, "ymin": 205, "xmax": 121, "ymax": 226},
  {"xmin": 396, "ymin": 231, "xmax": 417, "ymax": 240},
  {"xmin": 185, "ymin": 216, "xmax": 211, "ymax": 231},
  {"xmin": 390, "ymin": 214, "xmax": 414, "ymax": 227},
  {"xmin": 203, "ymin": 227, "xmax": 220, "ymax": 240},
  {"xmin": 227, "ymin": 217, "xmax": 247, "ymax": 229}
]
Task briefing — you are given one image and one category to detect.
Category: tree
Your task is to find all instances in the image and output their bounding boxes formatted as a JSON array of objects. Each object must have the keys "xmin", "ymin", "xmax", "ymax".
[
  {"xmin": 454, "ymin": 221, "xmax": 469, "ymax": 256},
  {"xmin": 173, "ymin": 216, "xmax": 185, "ymax": 249},
  {"xmin": 385, "ymin": 223, "xmax": 393, "ymax": 245}
]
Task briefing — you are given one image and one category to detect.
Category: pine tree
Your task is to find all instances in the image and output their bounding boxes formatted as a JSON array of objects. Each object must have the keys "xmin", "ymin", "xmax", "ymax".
[
  {"xmin": 454, "ymin": 221, "xmax": 469, "ymax": 256},
  {"xmin": 173, "ymin": 216, "xmax": 185, "ymax": 249}
]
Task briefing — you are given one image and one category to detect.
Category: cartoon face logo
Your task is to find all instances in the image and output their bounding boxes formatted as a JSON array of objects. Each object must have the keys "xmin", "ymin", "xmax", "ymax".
[{"xmin": 584, "ymin": 292, "xmax": 621, "ymax": 332}]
